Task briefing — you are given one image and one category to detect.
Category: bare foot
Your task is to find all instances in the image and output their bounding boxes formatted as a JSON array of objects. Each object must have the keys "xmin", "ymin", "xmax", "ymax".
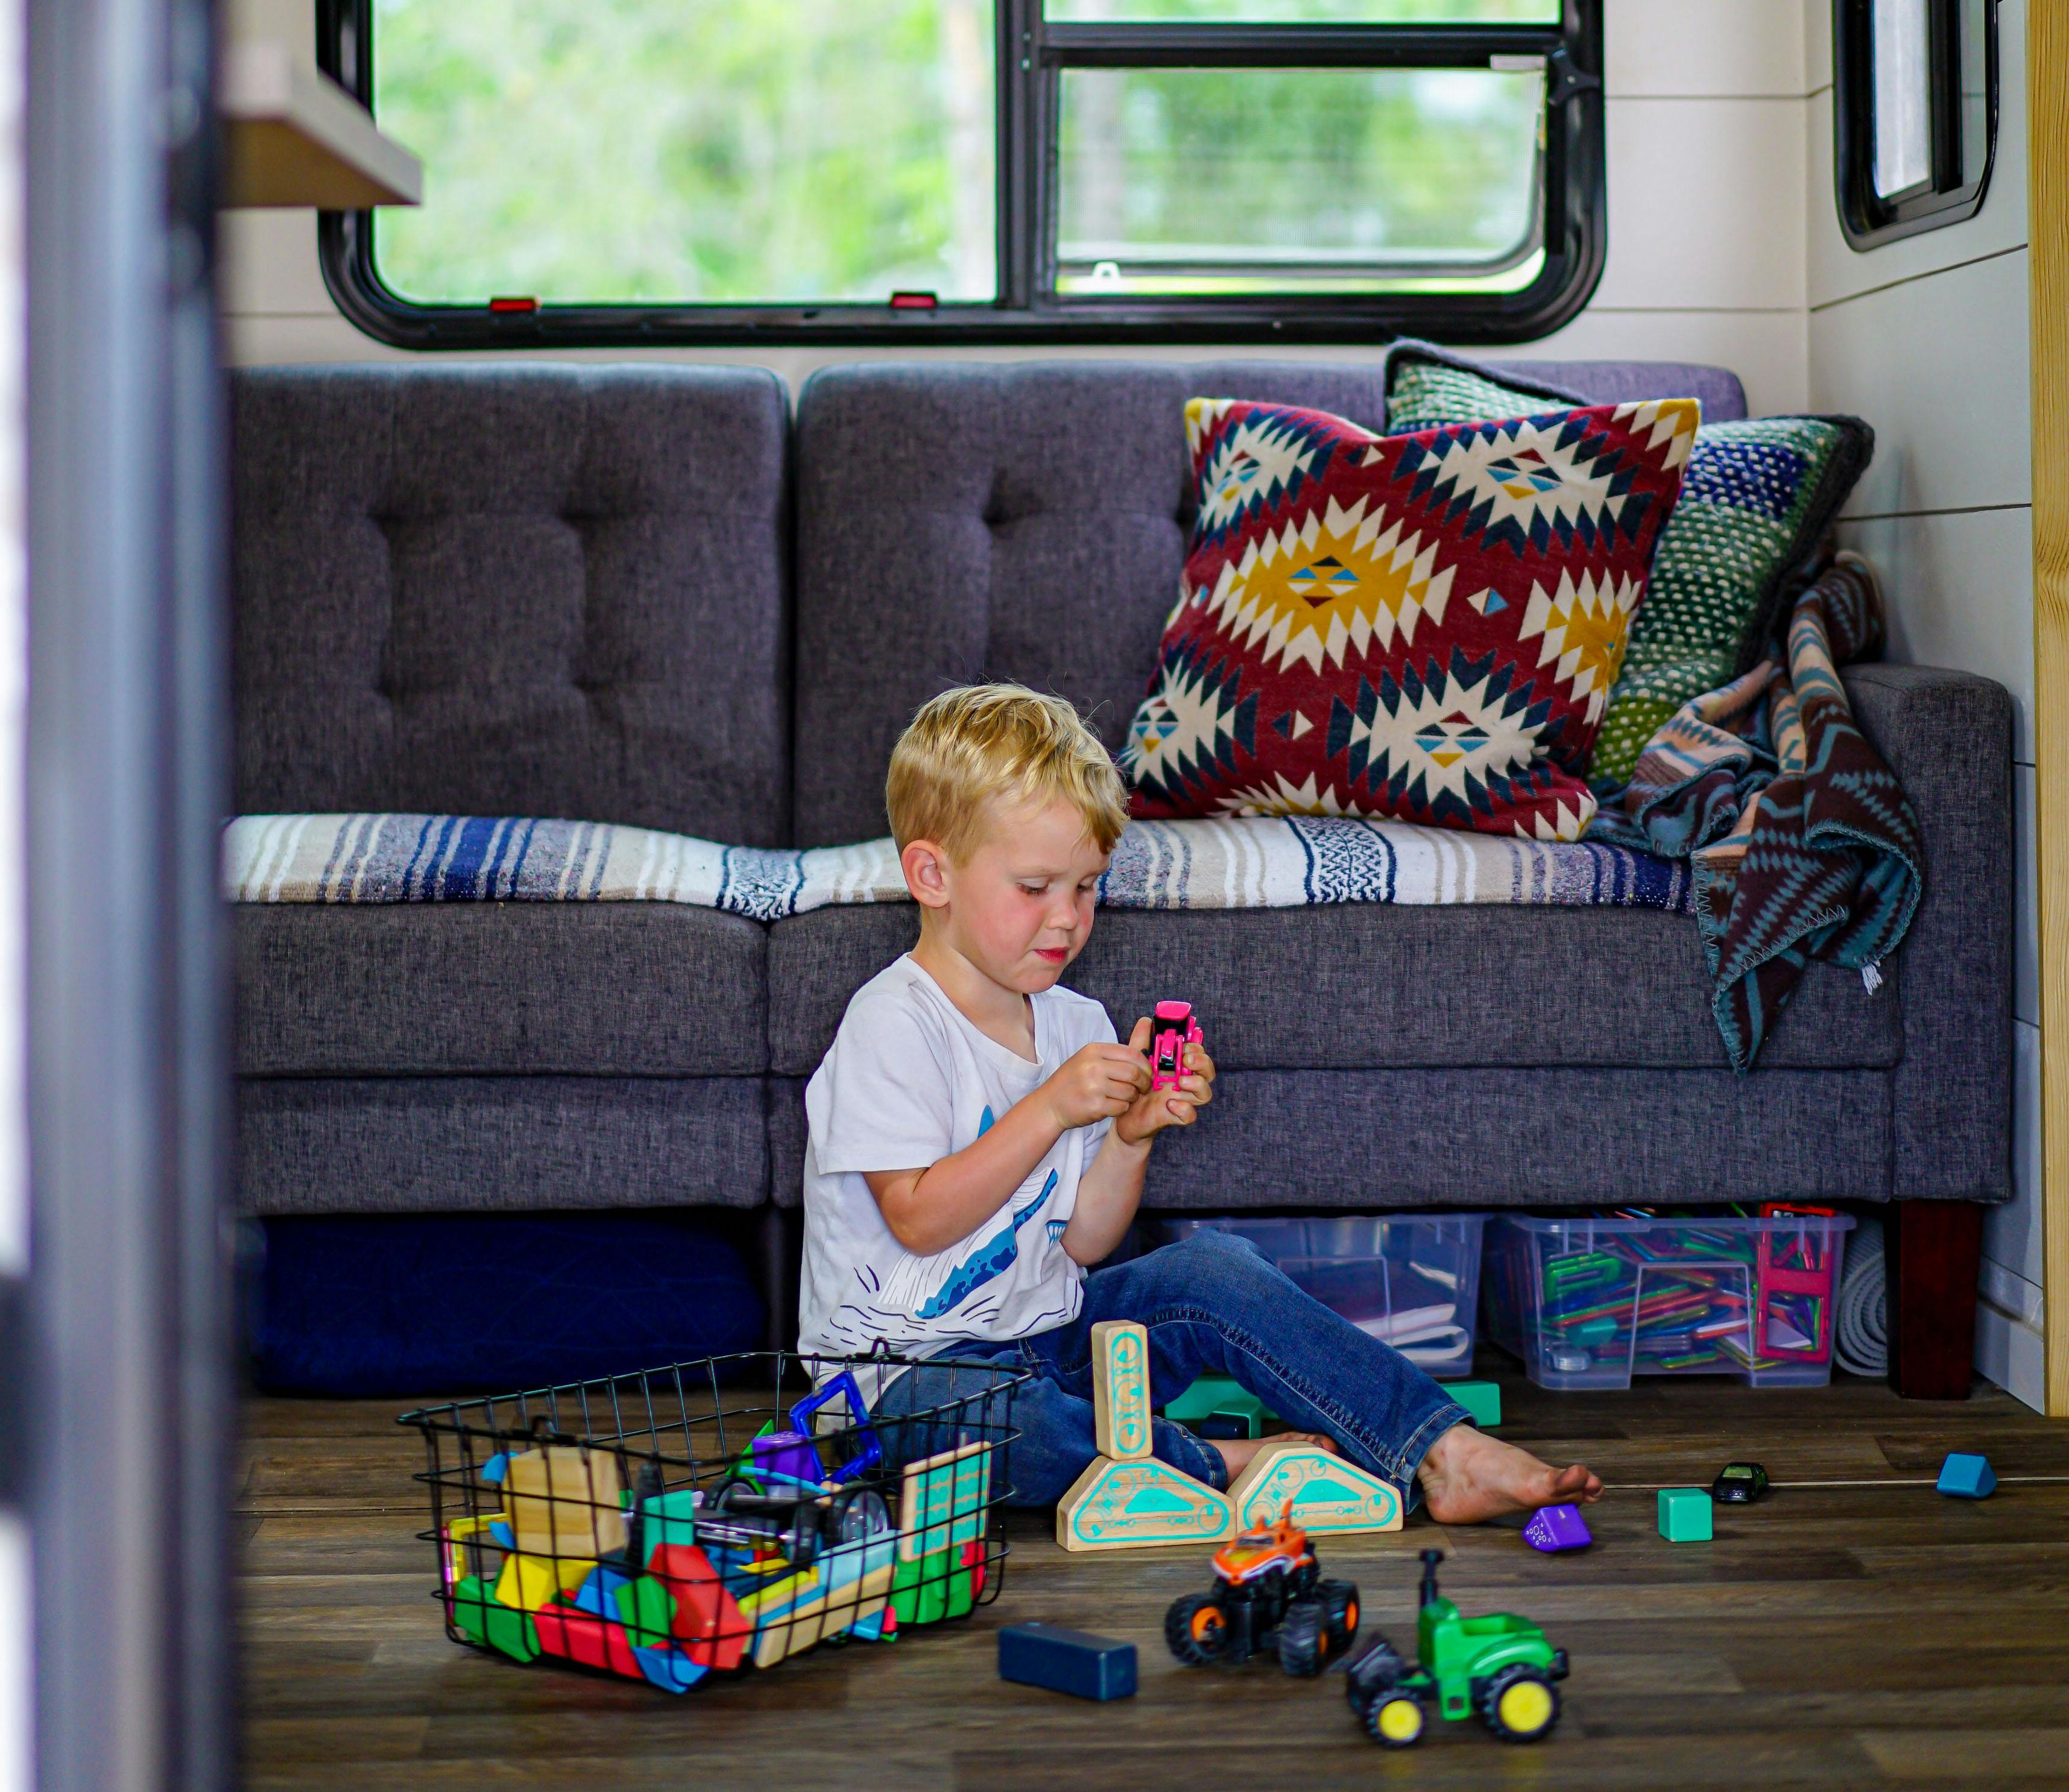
[
  {"xmin": 1209, "ymin": 1430, "xmax": 1337, "ymax": 1484},
  {"xmin": 1416, "ymin": 1421, "xmax": 1603, "ymax": 1524}
]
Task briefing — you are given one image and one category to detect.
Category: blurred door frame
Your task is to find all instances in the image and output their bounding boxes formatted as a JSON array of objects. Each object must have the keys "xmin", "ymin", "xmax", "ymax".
[{"xmin": 22, "ymin": 0, "xmax": 236, "ymax": 1785}]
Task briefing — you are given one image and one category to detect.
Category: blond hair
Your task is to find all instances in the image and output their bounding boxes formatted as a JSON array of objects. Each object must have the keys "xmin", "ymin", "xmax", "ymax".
[{"xmin": 886, "ymin": 684, "xmax": 1129, "ymax": 862}]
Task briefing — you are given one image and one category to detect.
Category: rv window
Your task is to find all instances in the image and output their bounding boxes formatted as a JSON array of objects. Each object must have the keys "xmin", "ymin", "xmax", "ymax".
[
  {"xmin": 1834, "ymin": 0, "xmax": 1998, "ymax": 249},
  {"xmin": 315, "ymin": 0, "xmax": 1603, "ymax": 348}
]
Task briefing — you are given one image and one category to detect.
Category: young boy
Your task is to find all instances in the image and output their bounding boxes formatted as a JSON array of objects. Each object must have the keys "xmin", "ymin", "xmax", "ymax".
[{"xmin": 798, "ymin": 684, "xmax": 1602, "ymax": 1523}]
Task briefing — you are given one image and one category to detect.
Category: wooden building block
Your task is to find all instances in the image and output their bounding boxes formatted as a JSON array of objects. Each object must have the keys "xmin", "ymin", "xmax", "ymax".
[
  {"xmin": 493, "ymin": 1549, "xmax": 598, "ymax": 1612},
  {"xmin": 1936, "ymin": 1451, "xmax": 1997, "ymax": 1498},
  {"xmin": 739, "ymin": 1533, "xmax": 899, "ymax": 1667},
  {"xmin": 1444, "ymin": 1380, "xmax": 1503, "ymax": 1427},
  {"xmin": 897, "ymin": 1439, "xmax": 990, "ymax": 1562},
  {"xmin": 1167, "ymin": 1380, "xmax": 1274, "ymax": 1439},
  {"xmin": 1226, "ymin": 1443, "xmax": 1403, "ymax": 1536},
  {"xmin": 1055, "ymin": 1456, "xmax": 1235, "ymax": 1552},
  {"xmin": 1658, "ymin": 1486, "xmax": 1713, "ymax": 1541},
  {"xmin": 443, "ymin": 1510, "xmax": 507, "ymax": 1588},
  {"xmin": 1091, "ymin": 1320, "xmax": 1154, "ymax": 1461},
  {"xmin": 744, "ymin": 1557, "xmax": 897, "ymax": 1668},
  {"xmin": 997, "ymin": 1623, "xmax": 1138, "ymax": 1700},
  {"xmin": 532, "ymin": 1604, "xmax": 642, "ymax": 1679},
  {"xmin": 504, "ymin": 1445, "xmax": 628, "ymax": 1559},
  {"xmin": 445, "ymin": 1574, "xmax": 539, "ymax": 1662},
  {"xmin": 631, "ymin": 1641, "xmax": 709, "ymax": 1694}
]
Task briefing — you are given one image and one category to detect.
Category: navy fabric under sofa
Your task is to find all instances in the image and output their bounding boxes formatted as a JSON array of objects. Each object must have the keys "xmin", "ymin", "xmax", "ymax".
[{"xmin": 229, "ymin": 358, "xmax": 2012, "ymax": 1398}]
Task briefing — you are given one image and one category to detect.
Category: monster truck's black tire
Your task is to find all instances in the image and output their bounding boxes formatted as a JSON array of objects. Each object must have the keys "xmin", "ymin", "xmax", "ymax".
[
  {"xmin": 1165, "ymin": 1593, "xmax": 1231, "ymax": 1666},
  {"xmin": 1317, "ymin": 1578, "xmax": 1360, "ymax": 1656},
  {"xmin": 1276, "ymin": 1598, "xmax": 1327, "ymax": 1677}
]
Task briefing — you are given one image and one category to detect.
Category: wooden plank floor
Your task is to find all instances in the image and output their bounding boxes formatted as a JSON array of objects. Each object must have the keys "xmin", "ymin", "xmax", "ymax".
[{"xmin": 240, "ymin": 1361, "xmax": 2069, "ymax": 1791}]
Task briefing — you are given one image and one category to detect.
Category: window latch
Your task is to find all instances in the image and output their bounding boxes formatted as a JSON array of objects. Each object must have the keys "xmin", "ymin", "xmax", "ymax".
[{"xmin": 1543, "ymin": 45, "xmax": 1602, "ymax": 110}]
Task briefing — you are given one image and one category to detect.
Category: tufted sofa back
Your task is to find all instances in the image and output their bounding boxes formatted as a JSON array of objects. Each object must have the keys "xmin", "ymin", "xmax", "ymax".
[
  {"xmin": 789, "ymin": 358, "xmax": 1747, "ymax": 847},
  {"xmin": 232, "ymin": 364, "xmax": 792, "ymax": 845}
]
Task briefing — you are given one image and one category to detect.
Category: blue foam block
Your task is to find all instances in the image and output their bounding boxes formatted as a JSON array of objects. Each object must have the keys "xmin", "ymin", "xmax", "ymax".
[
  {"xmin": 998, "ymin": 1623, "xmax": 1137, "ymax": 1700},
  {"xmin": 1936, "ymin": 1452, "xmax": 1997, "ymax": 1498}
]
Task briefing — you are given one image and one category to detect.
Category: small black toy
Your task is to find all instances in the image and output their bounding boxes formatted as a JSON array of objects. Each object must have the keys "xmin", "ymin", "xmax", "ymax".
[{"xmin": 1711, "ymin": 1462, "xmax": 1769, "ymax": 1503}]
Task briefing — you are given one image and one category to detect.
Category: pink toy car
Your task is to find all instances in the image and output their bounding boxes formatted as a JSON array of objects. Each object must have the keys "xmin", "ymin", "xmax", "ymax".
[{"xmin": 1150, "ymin": 1001, "xmax": 1205, "ymax": 1093}]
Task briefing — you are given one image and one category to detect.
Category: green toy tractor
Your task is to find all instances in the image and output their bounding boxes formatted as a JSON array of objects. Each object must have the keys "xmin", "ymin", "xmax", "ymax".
[{"xmin": 1344, "ymin": 1548, "xmax": 1568, "ymax": 1747}]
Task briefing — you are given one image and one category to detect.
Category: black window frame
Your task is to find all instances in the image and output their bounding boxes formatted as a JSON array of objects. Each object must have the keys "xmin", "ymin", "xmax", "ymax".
[
  {"xmin": 316, "ymin": 0, "xmax": 1603, "ymax": 350},
  {"xmin": 1833, "ymin": 0, "xmax": 1998, "ymax": 251}
]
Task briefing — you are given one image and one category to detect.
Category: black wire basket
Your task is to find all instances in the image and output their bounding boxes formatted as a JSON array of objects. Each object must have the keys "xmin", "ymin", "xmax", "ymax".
[{"xmin": 400, "ymin": 1347, "xmax": 1031, "ymax": 1691}]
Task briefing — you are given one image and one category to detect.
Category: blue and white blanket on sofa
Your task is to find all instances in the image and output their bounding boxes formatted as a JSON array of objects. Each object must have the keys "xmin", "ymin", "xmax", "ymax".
[{"xmin": 225, "ymin": 812, "xmax": 1690, "ymax": 920}]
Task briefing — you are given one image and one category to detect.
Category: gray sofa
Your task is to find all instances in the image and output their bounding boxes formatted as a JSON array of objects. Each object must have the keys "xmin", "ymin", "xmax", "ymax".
[{"xmin": 231, "ymin": 358, "xmax": 2013, "ymax": 1395}]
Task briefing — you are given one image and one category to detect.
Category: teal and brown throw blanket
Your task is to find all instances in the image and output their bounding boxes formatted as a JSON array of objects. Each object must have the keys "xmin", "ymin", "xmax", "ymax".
[
  {"xmin": 1588, "ymin": 555, "xmax": 1923, "ymax": 1071},
  {"xmin": 226, "ymin": 811, "xmax": 1690, "ymax": 920}
]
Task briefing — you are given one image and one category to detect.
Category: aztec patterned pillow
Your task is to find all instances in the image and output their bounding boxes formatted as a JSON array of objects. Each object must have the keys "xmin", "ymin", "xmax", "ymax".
[
  {"xmin": 1385, "ymin": 341, "xmax": 1874, "ymax": 789},
  {"xmin": 1119, "ymin": 396, "xmax": 1696, "ymax": 842}
]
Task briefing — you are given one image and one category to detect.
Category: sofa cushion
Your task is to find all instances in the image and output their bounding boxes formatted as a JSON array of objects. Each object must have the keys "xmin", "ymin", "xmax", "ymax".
[
  {"xmin": 239, "ymin": 1076, "xmax": 768, "ymax": 1214},
  {"xmin": 1119, "ymin": 396, "xmax": 1696, "ymax": 838},
  {"xmin": 764, "ymin": 903, "xmax": 1901, "ymax": 1078},
  {"xmin": 769, "ymin": 1065, "xmax": 1892, "ymax": 1208},
  {"xmin": 232, "ymin": 364, "xmax": 792, "ymax": 844},
  {"xmin": 794, "ymin": 358, "xmax": 1749, "ymax": 847},
  {"xmin": 236, "ymin": 903, "xmax": 766, "ymax": 1077}
]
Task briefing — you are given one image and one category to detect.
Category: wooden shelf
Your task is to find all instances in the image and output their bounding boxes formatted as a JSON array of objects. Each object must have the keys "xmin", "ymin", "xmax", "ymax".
[{"xmin": 220, "ymin": 43, "xmax": 421, "ymax": 209}]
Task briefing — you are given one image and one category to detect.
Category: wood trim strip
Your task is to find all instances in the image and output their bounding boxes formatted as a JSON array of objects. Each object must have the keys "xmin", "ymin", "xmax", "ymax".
[{"xmin": 2030, "ymin": 0, "xmax": 2069, "ymax": 1418}]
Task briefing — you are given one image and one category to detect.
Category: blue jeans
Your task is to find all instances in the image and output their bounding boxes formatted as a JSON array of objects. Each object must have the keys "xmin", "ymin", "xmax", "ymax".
[{"xmin": 871, "ymin": 1231, "xmax": 1470, "ymax": 1510}]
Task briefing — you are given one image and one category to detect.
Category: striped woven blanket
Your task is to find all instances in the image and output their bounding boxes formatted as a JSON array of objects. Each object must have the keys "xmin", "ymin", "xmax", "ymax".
[{"xmin": 226, "ymin": 812, "xmax": 1690, "ymax": 921}]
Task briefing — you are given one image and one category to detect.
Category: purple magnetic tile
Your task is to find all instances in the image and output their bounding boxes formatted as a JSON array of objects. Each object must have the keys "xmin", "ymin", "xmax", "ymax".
[{"xmin": 1523, "ymin": 1503, "xmax": 1592, "ymax": 1552}]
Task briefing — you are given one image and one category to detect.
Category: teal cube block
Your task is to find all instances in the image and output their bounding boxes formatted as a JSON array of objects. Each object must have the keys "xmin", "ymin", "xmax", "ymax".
[
  {"xmin": 1161, "ymin": 1375, "xmax": 1275, "ymax": 1436},
  {"xmin": 1936, "ymin": 1452, "xmax": 1996, "ymax": 1498},
  {"xmin": 1444, "ymin": 1380, "xmax": 1502, "ymax": 1428},
  {"xmin": 1658, "ymin": 1486, "xmax": 1713, "ymax": 1542}
]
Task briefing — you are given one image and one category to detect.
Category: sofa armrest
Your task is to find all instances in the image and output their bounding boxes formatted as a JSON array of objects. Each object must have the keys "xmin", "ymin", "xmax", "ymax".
[{"xmin": 1842, "ymin": 664, "xmax": 2014, "ymax": 1201}]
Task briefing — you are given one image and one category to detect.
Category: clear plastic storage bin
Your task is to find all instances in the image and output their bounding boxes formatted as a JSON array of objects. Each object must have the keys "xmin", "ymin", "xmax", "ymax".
[
  {"xmin": 1483, "ymin": 1211, "xmax": 1856, "ymax": 1390},
  {"xmin": 1160, "ymin": 1214, "xmax": 1486, "ymax": 1377}
]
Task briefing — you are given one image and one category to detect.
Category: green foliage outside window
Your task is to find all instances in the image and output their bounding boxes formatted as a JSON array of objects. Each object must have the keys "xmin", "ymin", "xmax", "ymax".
[{"xmin": 370, "ymin": 0, "xmax": 1552, "ymax": 308}]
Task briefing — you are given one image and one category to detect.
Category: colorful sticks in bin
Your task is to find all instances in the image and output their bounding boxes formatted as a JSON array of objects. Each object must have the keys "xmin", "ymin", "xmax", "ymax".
[{"xmin": 1534, "ymin": 1216, "xmax": 1843, "ymax": 1378}]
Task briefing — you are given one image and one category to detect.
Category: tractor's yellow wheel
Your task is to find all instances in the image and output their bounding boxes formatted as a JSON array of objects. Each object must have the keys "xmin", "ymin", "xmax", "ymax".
[
  {"xmin": 1368, "ymin": 1694, "xmax": 1426, "ymax": 1747},
  {"xmin": 1491, "ymin": 1674, "xmax": 1558, "ymax": 1741}
]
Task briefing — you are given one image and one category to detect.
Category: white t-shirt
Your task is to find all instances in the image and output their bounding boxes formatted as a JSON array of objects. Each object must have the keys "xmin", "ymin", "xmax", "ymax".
[{"xmin": 798, "ymin": 954, "xmax": 1117, "ymax": 1392}]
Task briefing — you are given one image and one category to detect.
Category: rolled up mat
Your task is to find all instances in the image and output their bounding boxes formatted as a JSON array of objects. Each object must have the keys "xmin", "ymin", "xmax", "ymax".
[{"xmin": 1834, "ymin": 1213, "xmax": 1887, "ymax": 1378}]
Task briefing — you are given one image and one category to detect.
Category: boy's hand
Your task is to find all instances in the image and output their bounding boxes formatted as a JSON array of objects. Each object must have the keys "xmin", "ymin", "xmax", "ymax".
[
  {"xmin": 1113, "ymin": 1015, "xmax": 1216, "ymax": 1146},
  {"xmin": 1041, "ymin": 1040, "xmax": 1154, "ymax": 1132}
]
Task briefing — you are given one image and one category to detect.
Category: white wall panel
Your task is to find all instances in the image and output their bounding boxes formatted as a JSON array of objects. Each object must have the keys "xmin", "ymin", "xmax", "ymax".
[
  {"xmin": 1976, "ymin": 1298, "xmax": 2047, "ymax": 1410},
  {"xmin": 1990, "ymin": 1020, "xmax": 2047, "ymax": 1278},
  {"xmin": 1805, "ymin": 0, "xmax": 2029, "ymax": 309},
  {"xmin": 1804, "ymin": 0, "xmax": 1832, "ymax": 96},
  {"xmin": 224, "ymin": 306, "xmax": 1812, "ymax": 416},
  {"xmin": 1603, "ymin": 0, "xmax": 1805, "ymax": 97},
  {"xmin": 1594, "ymin": 98, "xmax": 1806, "ymax": 312},
  {"xmin": 1518, "ymin": 304, "xmax": 1807, "ymax": 415},
  {"xmin": 218, "ymin": 209, "xmax": 329, "ymax": 318},
  {"xmin": 1836, "ymin": 505, "xmax": 2034, "ymax": 758},
  {"xmin": 1981, "ymin": 1258, "xmax": 2044, "ymax": 1327},
  {"xmin": 1810, "ymin": 247, "xmax": 2031, "ymax": 516}
]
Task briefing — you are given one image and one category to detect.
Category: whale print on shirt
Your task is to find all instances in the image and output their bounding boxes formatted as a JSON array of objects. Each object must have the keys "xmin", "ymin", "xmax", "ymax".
[
  {"xmin": 868, "ymin": 1106, "xmax": 1067, "ymax": 1320},
  {"xmin": 913, "ymin": 1170, "xmax": 1059, "ymax": 1320}
]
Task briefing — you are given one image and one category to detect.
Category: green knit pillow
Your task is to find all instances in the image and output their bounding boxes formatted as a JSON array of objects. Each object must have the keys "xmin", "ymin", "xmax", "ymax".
[{"xmin": 1385, "ymin": 344, "xmax": 1874, "ymax": 789}]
